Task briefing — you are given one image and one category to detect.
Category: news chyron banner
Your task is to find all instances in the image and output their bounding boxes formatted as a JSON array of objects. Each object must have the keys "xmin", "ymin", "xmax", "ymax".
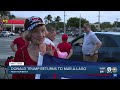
[{"xmin": 8, "ymin": 54, "xmax": 120, "ymax": 79}]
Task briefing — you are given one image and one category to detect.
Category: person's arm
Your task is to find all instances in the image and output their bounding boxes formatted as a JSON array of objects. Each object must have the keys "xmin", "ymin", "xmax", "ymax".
[
  {"xmin": 10, "ymin": 42, "xmax": 17, "ymax": 52},
  {"xmin": 90, "ymin": 35, "xmax": 102, "ymax": 56},
  {"xmin": 66, "ymin": 49, "xmax": 73, "ymax": 59},
  {"xmin": 90, "ymin": 42, "xmax": 102, "ymax": 55}
]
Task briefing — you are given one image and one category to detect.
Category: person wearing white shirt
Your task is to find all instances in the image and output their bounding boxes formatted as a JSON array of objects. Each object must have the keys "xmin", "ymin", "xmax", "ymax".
[
  {"xmin": 82, "ymin": 23, "xmax": 102, "ymax": 62},
  {"xmin": 44, "ymin": 26, "xmax": 58, "ymax": 57}
]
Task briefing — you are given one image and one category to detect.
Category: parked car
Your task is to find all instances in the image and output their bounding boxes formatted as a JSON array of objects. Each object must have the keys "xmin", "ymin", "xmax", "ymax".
[
  {"xmin": 9, "ymin": 32, "xmax": 15, "ymax": 36},
  {"xmin": 75, "ymin": 32, "xmax": 79, "ymax": 37},
  {"xmin": 0, "ymin": 31, "xmax": 10, "ymax": 37},
  {"xmin": 69, "ymin": 32, "xmax": 120, "ymax": 62},
  {"xmin": 72, "ymin": 33, "xmax": 75, "ymax": 37},
  {"xmin": 60, "ymin": 32, "xmax": 64, "ymax": 35},
  {"xmin": 67, "ymin": 32, "xmax": 72, "ymax": 36}
]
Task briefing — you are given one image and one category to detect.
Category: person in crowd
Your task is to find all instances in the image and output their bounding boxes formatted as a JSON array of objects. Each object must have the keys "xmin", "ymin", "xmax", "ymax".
[
  {"xmin": 44, "ymin": 26, "xmax": 58, "ymax": 57},
  {"xmin": 43, "ymin": 26, "xmax": 59, "ymax": 79},
  {"xmin": 57, "ymin": 34, "xmax": 73, "ymax": 59},
  {"xmin": 10, "ymin": 30, "xmax": 29, "ymax": 52},
  {"xmin": 82, "ymin": 23, "xmax": 102, "ymax": 62},
  {"xmin": 12, "ymin": 16, "xmax": 47, "ymax": 79}
]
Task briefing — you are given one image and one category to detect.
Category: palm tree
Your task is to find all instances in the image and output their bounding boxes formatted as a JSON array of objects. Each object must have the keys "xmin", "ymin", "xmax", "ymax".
[
  {"xmin": 0, "ymin": 11, "xmax": 16, "ymax": 29},
  {"xmin": 44, "ymin": 15, "xmax": 52, "ymax": 24},
  {"xmin": 54, "ymin": 16, "xmax": 61, "ymax": 29},
  {"xmin": 55, "ymin": 16, "xmax": 61, "ymax": 23},
  {"xmin": 44, "ymin": 16, "xmax": 48, "ymax": 24},
  {"xmin": 9, "ymin": 14, "xmax": 16, "ymax": 19},
  {"xmin": 0, "ymin": 11, "xmax": 10, "ymax": 20},
  {"xmin": 0, "ymin": 11, "xmax": 15, "ymax": 20},
  {"xmin": 0, "ymin": 11, "xmax": 10, "ymax": 17}
]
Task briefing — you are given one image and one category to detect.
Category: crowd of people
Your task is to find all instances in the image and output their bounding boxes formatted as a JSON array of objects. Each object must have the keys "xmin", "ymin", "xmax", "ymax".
[{"xmin": 4, "ymin": 16, "xmax": 102, "ymax": 79}]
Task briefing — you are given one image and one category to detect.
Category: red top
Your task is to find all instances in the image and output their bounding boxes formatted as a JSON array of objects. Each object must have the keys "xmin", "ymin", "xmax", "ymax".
[
  {"xmin": 13, "ymin": 37, "xmax": 29, "ymax": 50},
  {"xmin": 12, "ymin": 45, "xmax": 37, "ymax": 79},
  {"xmin": 57, "ymin": 42, "xmax": 72, "ymax": 55}
]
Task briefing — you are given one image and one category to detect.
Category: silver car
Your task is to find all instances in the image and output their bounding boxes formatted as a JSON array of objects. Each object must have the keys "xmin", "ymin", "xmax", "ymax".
[
  {"xmin": 9, "ymin": 32, "xmax": 15, "ymax": 36},
  {"xmin": 0, "ymin": 31, "xmax": 10, "ymax": 37}
]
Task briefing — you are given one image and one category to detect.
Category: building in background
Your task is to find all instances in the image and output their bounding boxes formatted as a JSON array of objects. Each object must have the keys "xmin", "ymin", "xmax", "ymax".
[{"xmin": 3, "ymin": 17, "xmax": 26, "ymax": 33}]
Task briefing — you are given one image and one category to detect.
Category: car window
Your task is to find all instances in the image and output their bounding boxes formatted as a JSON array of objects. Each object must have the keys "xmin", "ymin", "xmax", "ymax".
[
  {"xmin": 96, "ymin": 34, "xmax": 117, "ymax": 47},
  {"xmin": 96, "ymin": 34, "xmax": 106, "ymax": 47},
  {"xmin": 73, "ymin": 38, "xmax": 84, "ymax": 46},
  {"xmin": 112, "ymin": 35, "xmax": 120, "ymax": 47},
  {"xmin": 2, "ymin": 32, "xmax": 6, "ymax": 33}
]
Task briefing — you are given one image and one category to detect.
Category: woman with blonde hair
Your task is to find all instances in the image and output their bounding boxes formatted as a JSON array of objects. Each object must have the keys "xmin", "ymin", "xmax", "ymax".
[{"xmin": 12, "ymin": 16, "xmax": 46, "ymax": 79}]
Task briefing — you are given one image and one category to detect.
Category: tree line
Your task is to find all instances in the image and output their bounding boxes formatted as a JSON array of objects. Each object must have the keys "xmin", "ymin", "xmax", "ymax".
[
  {"xmin": 0, "ymin": 11, "xmax": 119, "ymax": 31},
  {"xmin": 0, "ymin": 11, "xmax": 15, "ymax": 20}
]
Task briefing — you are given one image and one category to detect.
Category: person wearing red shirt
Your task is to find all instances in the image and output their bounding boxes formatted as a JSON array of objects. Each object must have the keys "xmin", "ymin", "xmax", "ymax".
[
  {"xmin": 10, "ymin": 30, "xmax": 29, "ymax": 52},
  {"xmin": 12, "ymin": 16, "xmax": 46, "ymax": 79},
  {"xmin": 57, "ymin": 34, "xmax": 73, "ymax": 59}
]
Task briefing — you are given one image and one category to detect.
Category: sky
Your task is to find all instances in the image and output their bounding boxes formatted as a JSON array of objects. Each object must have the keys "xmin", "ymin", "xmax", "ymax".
[{"xmin": 10, "ymin": 11, "xmax": 120, "ymax": 24}]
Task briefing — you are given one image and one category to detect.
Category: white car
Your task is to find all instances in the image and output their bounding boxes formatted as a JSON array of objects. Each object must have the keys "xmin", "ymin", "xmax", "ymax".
[
  {"xmin": 0, "ymin": 31, "xmax": 10, "ymax": 37},
  {"xmin": 10, "ymin": 32, "xmax": 15, "ymax": 36}
]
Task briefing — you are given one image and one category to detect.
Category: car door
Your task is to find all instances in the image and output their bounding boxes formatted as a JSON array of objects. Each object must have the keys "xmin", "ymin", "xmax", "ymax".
[
  {"xmin": 96, "ymin": 34, "xmax": 118, "ymax": 62},
  {"xmin": 70, "ymin": 35, "xmax": 84, "ymax": 61},
  {"xmin": 106, "ymin": 35, "xmax": 120, "ymax": 62}
]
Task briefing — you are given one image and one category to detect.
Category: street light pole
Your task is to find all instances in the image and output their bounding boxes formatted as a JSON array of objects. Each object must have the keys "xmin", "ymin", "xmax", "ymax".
[
  {"xmin": 98, "ymin": 11, "xmax": 101, "ymax": 31},
  {"xmin": 64, "ymin": 11, "xmax": 66, "ymax": 34},
  {"xmin": 79, "ymin": 14, "xmax": 81, "ymax": 35},
  {"xmin": 116, "ymin": 18, "xmax": 119, "ymax": 27}
]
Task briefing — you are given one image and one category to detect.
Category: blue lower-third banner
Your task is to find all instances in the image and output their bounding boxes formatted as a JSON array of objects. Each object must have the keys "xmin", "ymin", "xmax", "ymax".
[{"xmin": 7, "ymin": 54, "xmax": 120, "ymax": 79}]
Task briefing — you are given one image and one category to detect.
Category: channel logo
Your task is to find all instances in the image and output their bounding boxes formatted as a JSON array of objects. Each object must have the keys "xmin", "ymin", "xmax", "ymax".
[
  {"xmin": 99, "ymin": 67, "xmax": 106, "ymax": 73},
  {"xmin": 111, "ymin": 67, "xmax": 118, "ymax": 73},
  {"xmin": 107, "ymin": 67, "xmax": 112, "ymax": 73}
]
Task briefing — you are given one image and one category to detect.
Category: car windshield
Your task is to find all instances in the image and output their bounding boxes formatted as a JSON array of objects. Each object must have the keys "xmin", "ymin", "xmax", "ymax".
[
  {"xmin": 113, "ymin": 35, "xmax": 120, "ymax": 47},
  {"xmin": 2, "ymin": 32, "xmax": 6, "ymax": 33}
]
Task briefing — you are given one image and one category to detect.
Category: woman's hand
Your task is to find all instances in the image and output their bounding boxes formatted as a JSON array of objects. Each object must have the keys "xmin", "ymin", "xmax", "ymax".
[{"xmin": 46, "ymin": 44, "xmax": 54, "ymax": 56}]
